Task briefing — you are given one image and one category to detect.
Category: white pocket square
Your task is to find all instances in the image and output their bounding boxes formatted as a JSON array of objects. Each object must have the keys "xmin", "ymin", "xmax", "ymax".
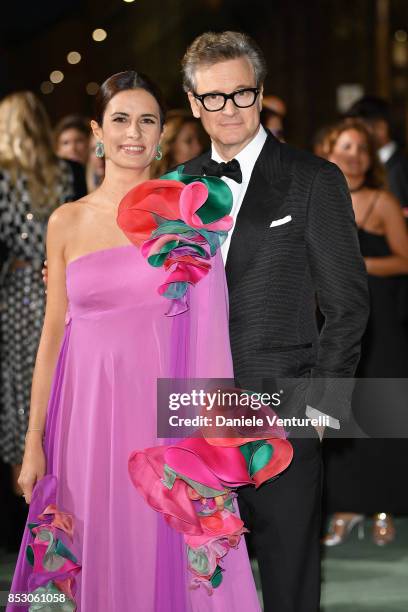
[{"xmin": 270, "ymin": 214, "xmax": 292, "ymax": 227}]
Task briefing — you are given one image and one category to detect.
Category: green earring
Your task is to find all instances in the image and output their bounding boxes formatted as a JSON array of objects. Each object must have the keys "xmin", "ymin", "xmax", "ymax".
[
  {"xmin": 155, "ymin": 144, "xmax": 162, "ymax": 161},
  {"xmin": 95, "ymin": 141, "xmax": 105, "ymax": 158}
]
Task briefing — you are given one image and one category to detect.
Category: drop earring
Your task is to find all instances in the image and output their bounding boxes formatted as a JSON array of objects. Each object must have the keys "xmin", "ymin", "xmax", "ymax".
[
  {"xmin": 95, "ymin": 141, "xmax": 105, "ymax": 158},
  {"xmin": 155, "ymin": 144, "xmax": 162, "ymax": 161}
]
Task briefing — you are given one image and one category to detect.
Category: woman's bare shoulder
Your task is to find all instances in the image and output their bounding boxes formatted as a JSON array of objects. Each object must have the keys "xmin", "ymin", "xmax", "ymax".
[
  {"xmin": 47, "ymin": 199, "xmax": 94, "ymax": 248},
  {"xmin": 376, "ymin": 189, "xmax": 403, "ymax": 216},
  {"xmin": 49, "ymin": 197, "xmax": 92, "ymax": 226}
]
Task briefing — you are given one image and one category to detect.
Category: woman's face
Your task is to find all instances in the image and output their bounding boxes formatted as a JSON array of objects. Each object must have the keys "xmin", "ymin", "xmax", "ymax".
[
  {"xmin": 329, "ymin": 128, "xmax": 371, "ymax": 180},
  {"xmin": 92, "ymin": 89, "xmax": 162, "ymax": 171},
  {"xmin": 57, "ymin": 128, "xmax": 90, "ymax": 165},
  {"xmin": 172, "ymin": 122, "xmax": 203, "ymax": 165}
]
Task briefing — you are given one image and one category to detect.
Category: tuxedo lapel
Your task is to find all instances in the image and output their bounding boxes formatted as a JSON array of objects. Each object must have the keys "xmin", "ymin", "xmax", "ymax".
[
  {"xmin": 182, "ymin": 151, "xmax": 211, "ymax": 176},
  {"xmin": 225, "ymin": 136, "xmax": 291, "ymax": 294}
]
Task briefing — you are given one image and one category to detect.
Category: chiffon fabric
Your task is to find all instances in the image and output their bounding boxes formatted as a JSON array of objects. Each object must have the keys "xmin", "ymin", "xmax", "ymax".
[{"xmin": 8, "ymin": 244, "xmax": 261, "ymax": 612}]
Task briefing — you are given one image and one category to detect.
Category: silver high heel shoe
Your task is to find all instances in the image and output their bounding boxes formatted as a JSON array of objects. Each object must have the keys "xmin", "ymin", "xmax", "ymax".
[{"xmin": 322, "ymin": 513, "xmax": 365, "ymax": 546}]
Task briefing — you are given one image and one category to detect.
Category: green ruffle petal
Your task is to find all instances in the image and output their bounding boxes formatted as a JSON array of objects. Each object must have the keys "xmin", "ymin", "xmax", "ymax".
[
  {"xmin": 162, "ymin": 464, "xmax": 226, "ymax": 498},
  {"xmin": 147, "ymin": 239, "xmax": 207, "ymax": 267},
  {"xmin": 161, "ymin": 281, "xmax": 188, "ymax": 299},
  {"xmin": 54, "ymin": 540, "xmax": 78, "ymax": 565},
  {"xmin": 29, "ymin": 580, "xmax": 76, "ymax": 612},
  {"xmin": 26, "ymin": 544, "xmax": 34, "ymax": 566},
  {"xmin": 152, "ymin": 220, "xmax": 226, "ymax": 256},
  {"xmin": 240, "ymin": 440, "xmax": 274, "ymax": 477},
  {"xmin": 28, "ymin": 522, "xmax": 40, "ymax": 537},
  {"xmin": 187, "ymin": 546, "xmax": 211, "ymax": 576},
  {"xmin": 223, "ymin": 496, "xmax": 236, "ymax": 513},
  {"xmin": 210, "ymin": 565, "xmax": 223, "ymax": 588},
  {"xmin": 160, "ymin": 166, "xmax": 233, "ymax": 224},
  {"xmin": 146, "ymin": 239, "xmax": 179, "ymax": 266}
]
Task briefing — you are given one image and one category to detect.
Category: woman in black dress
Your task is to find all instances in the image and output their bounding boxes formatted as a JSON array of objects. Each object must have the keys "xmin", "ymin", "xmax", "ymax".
[
  {"xmin": 321, "ymin": 118, "xmax": 408, "ymax": 545},
  {"xmin": 0, "ymin": 92, "xmax": 86, "ymax": 494}
]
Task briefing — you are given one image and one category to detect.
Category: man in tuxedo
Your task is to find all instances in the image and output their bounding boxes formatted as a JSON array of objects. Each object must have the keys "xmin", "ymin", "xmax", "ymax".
[
  {"xmin": 181, "ymin": 31, "xmax": 369, "ymax": 612},
  {"xmin": 346, "ymin": 95, "xmax": 408, "ymax": 209}
]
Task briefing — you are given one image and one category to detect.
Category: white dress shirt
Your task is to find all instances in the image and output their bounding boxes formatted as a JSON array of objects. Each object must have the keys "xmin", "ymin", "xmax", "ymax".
[
  {"xmin": 211, "ymin": 125, "xmax": 268, "ymax": 262},
  {"xmin": 209, "ymin": 125, "xmax": 339, "ymax": 431}
]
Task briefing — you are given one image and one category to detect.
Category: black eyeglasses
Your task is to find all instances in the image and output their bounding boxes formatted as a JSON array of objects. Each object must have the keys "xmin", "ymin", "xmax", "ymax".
[{"xmin": 193, "ymin": 88, "xmax": 260, "ymax": 112}]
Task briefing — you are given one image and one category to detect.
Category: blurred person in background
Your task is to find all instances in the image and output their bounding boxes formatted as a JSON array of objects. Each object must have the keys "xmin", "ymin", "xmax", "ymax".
[
  {"xmin": 312, "ymin": 124, "xmax": 332, "ymax": 158},
  {"xmin": 151, "ymin": 112, "xmax": 205, "ymax": 176},
  {"xmin": 321, "ymin": 118, "xmax": 408, "ymax": 546},
  {"xmin": 0, "ymin": 92, "xmax": 86, "ymax": 497},
  {"xmin": 260, "ymin": 107, "xmax": 285, "ymax": 141},
  {"xmin": 55, "ymin": 114, "xmax": 104, "ymax": 193},
  {"xmin": 54, "ymin": 114, "xmax": 91, "ymax": 166},
  {"xmin": 261, "ymin": 94, "xmax": 286, "ymax": 141},
  {"xmin": 262, "ymin": 94, "xmax": 287, "ymax": 118},
  {"xmin": 346, "ymin": 96, "xmax": 408, "ymax": 210}
]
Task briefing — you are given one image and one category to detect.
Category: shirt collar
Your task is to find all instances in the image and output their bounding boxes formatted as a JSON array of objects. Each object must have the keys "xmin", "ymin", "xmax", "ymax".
[
  {"xmin": 378, "ymin": 141, "xmax": 397, "ymax": 164},
  {"xmin": 211, "ymin": 125, "xmax": 268, "ymax": 183}
]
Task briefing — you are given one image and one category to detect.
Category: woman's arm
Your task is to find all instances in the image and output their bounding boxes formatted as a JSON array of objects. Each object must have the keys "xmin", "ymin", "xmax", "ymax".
[
  {"xmin": 18, "ymin": 204, "xmax": 72, "ymax": 503},
  {"xmin": 365, "ymin": 192, "xmax": 408, "ymax": 276}
]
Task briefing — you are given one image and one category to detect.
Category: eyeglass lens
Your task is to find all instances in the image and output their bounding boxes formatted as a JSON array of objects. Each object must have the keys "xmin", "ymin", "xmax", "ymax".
[{"xmin": 201, "ymin": 89, "xmax": 257, "ymax": 111}]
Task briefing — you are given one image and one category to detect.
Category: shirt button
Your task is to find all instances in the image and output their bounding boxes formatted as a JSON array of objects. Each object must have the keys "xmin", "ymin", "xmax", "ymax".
[
  {"xmin": 26, "ymin": 213, "xmax": 34, "ymax": 221},
  {"xmin": 21, "ymin": 232, "xmax": 28, "ymax": 239}
]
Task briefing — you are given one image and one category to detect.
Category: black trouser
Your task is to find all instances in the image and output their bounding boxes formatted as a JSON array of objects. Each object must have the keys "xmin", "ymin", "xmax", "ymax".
[{"xmin": 238, "ymin": 432, "xmax": 322, "ymax": 612}]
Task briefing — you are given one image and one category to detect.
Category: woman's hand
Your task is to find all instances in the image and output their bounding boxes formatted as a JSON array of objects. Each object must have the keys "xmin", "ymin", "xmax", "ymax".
[
  {"xmin": 18, "ymin": 435, "xmax": 46, "ymax": 504},
  {"xmin": 364, "ymin": 257, "xmax": 373, "ymax": 275}
]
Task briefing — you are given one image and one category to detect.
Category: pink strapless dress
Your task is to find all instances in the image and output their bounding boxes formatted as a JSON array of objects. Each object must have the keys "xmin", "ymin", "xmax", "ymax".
[{"xmin": 8, "ymin": 244, "xmax": 260, "ymax": 612}]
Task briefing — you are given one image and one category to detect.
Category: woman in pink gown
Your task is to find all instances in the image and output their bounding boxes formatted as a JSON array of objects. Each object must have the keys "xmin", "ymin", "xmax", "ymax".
[{"xmin": 8, "ymin": 71, "xmax": 290, "ymax": 612}]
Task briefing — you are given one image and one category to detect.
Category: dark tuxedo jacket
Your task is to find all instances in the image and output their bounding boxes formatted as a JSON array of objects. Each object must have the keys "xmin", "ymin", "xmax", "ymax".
[
  {"xmin": 385, "ymin": 147, "xmax": 408, "ymax": 207},
  {"xmin": 183, "ymin": 132, "xmax": 369, "ymax": 421}
]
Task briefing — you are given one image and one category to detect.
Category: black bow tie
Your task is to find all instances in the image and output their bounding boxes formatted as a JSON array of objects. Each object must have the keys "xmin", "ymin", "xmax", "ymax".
[{"xmin": 202, "ymin": 158, "xmax": 242, "ymax": 184}]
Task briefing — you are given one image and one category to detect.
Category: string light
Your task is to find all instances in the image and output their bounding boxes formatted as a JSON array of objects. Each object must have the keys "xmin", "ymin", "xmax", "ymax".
[
  {"xmin": 67, "ymin": 51, "xmax": 82, "ymax": 64},
  {"xmin": 40, "ymin": 81, "xmax": 54, "ymax": 94},
  {"xmin": 92, "ymin": 28, "xmax": 107, "ymax": 42},
  {"xmin": 86, "ymin": 82, "xmax": 100, "ymax": 95},
  {"xmin": 50, "ymin": 70, "xmax": 64, "ymax": 84},
  {"xmin": 395, "ymin": 30, "xmax": 407, "ymax": 43}
]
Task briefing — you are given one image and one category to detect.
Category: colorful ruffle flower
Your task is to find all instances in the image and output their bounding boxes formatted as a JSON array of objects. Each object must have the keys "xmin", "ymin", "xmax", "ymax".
[
  {"xmin": 117, "ymin": 168, "xmax": 233, "ymax": 315},
  {"xmin": 129, "ymin": 396, "xmax": 293, "ymax": 593},
  {"xmin": 24, "ymin": 475, "xmax": 81, "ymax": 611}
]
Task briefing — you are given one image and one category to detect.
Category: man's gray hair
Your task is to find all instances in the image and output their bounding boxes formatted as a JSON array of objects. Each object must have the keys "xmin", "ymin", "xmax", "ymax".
[{"xmin": 181, "ymin": 31, "xmax": 267, "ymax": 92}]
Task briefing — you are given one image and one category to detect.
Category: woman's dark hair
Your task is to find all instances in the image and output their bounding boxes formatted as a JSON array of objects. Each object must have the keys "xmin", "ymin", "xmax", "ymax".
[
  {"xmin": 345, "ymin": 95, "xmax": 391, "ymax": 126},
  {"xmin": 94, "ymin": 71, "xmax": 166, "ymax": 127}
]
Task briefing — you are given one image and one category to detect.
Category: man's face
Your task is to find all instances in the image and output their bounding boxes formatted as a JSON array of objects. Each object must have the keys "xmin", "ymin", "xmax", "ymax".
[
  {"xmin": 188, "ymin": 57, "xmax": 262, "ymax": 157},
  {"xmin": 362, "ymin": 118, "xmax": 390, "ymax": 149}
]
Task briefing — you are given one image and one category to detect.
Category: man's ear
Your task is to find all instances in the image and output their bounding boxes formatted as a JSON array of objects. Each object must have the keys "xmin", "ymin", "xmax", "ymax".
[
  {"xmin": 91, "ymin": 119, "xmax": 102, "ymax": 141},
  {"xmin": 187, "ymin": 92, "xmax": 201, "ymax": 119}
]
